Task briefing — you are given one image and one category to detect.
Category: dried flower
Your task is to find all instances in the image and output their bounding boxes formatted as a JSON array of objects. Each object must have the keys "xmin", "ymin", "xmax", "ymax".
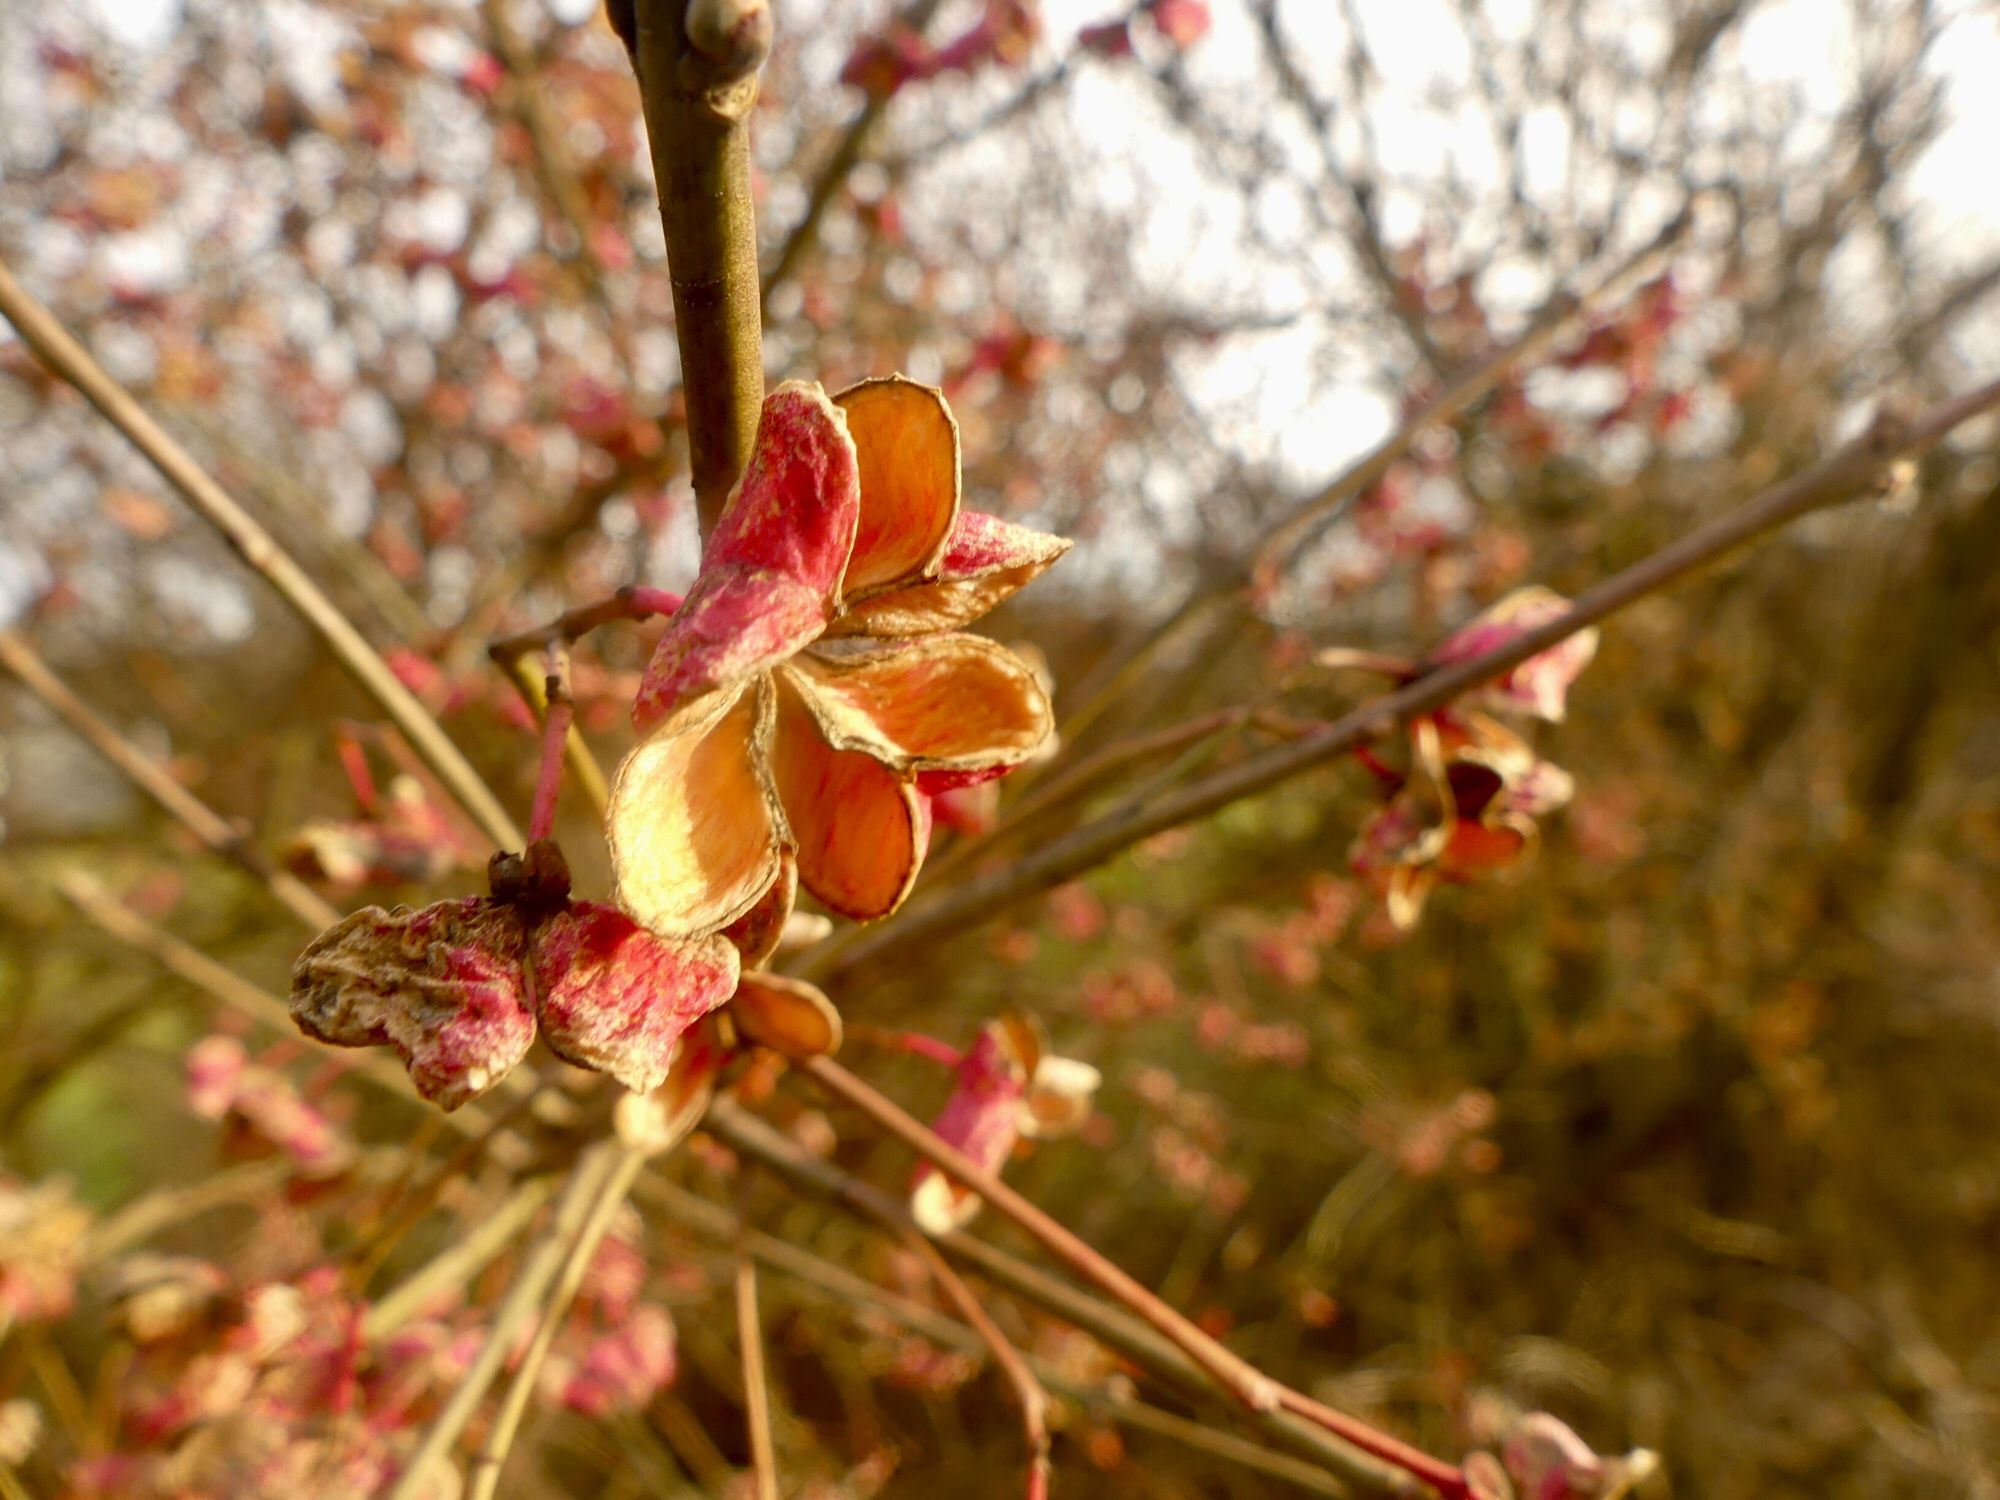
[
  {"xmin": 1352, "ymin": 713, "xmax": 1574, "ymax": 929},
  {"xmin": 911, "ymin": 1014, "xmax": 1101, "ymax": 1233},
  {"xmin": 290, "ymin": 845, "xmax": 739, "ymax": 1108},
  {"xmin": 0, "ymin": 1176, "xmax": 90, "ymax": 1333},
  {"xmin": 1499, "ymin": 1412, "xmax": 1660, "ymax": 1500},
  {"xmin": 611, "ymin": 378, "xmax": 1067, "ymax": 938},
  {"xmin": 1431, "ymin": 586, "xmax": 1599, "ymax": 723}
]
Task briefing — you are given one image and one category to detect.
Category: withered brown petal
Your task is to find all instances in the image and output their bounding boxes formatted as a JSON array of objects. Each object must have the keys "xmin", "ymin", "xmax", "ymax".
[
  {"xmin": 289, "ymin": 898, "xmax": 535, "ymax": 1110},
  {"xmin": 533, "ymin": 901, "xmax": 739, "ymax": 1095}
]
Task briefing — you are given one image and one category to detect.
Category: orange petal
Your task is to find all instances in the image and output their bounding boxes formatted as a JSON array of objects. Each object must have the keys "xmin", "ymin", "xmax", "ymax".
[
  {"xmin": 784, "ymin": 635, "xmax": 1053, "ymax": 776},
  {"xmin": 833, "ymin": 376, "xmax": 960, "ymax": 597},
  {"xmin": 719, "ymin": 853, "xmax": 797, "ymax": 968},
  {"xmin": 609, "ymin": 680, "xmax": 789, "ymax": 938},
  {"xmin": 731, "ymin": 972, "xmax": 843, "ymax": 1058},
  {"xmin": 831, "ymin": 510, "xmax": 1070, "ymax": 638},
  {"xmin": 770, "ymin": 675, "xmax": 927, "ymax": 920}
]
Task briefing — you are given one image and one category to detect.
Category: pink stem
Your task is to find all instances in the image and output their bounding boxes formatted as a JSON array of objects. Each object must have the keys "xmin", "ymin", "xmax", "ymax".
[
  {"xmin": 528, "ymin": 650, "xmax": 574, "ymax": 845},
  {"xmin": 336, "ymin": 730, "xmax": 380, "ymax": 816}
]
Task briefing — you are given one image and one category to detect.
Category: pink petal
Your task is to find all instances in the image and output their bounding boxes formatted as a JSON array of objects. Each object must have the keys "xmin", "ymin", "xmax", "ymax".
[
  {"xmin": 533, "ymin": 902, "xmax": 738, "ymax": 1095},
  {"xmin": 632, "ymin": 382, "xmax": 860, "ymax": 729},
  {"xmin": 290, "ymin": 898, "xmax": 536, "ymax": 1110},
  {"xmin": 909, "ymin": 1024, "xmax": 1030, "ymax": 1233},
  {"xmin": 631, "ymin": 569, "xmax": 827, "ymax": 733},
  {"xmin": 831, "ymin": 510, "xmax": 1070, "ymax": 638}
]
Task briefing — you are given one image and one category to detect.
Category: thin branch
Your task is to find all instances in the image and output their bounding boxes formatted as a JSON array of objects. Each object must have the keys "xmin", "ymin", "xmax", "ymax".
[
  {"xmin": 799, "ymin": 1056, "xmax": 1465, "ymax": 1496},
  {"xmin": 814, "ymin": 374, "xmax": 2000, "ymax": 981},
  {"xmin": 619, "ymin": 0, "xmax": 771, "ymax": 535},
  {"xmin": 635, "ymin": 1173, "xmax": 1358, "ymax": 1496},
  {"xmin": 0, "ymin": 629, "xmax": 340, "ymax": 930},
  {"xmin": 465, "ymin": 1144, "xmax": 651, "ymax": 1500},
  {"xmin": 0, "ymin": 257, "xmax": 524, "ymax": 852},
  {"xmin": 1249, "ymin": 207, "xmax": 1692, "ymax": 577},
  {"xmin": 702, "ymin": 1099, "xmax": 1410, "ymax": 1492},
  {"xmin": 529, "ymin": 643, "xmax": 576, "ymax": 843},
  {"xmin": 388, "ymin": 1140, "xmax": 625, "ymax": 1500},
  {"xmin": 733, "ymin": 1199, "xmax": 781, "ymax": 1500},
  {"xmin": 488, "ymin": 586, "xmax": 683, "ymax": 821},
  {"xmin": 900, "ymin": 1227, "xmax": 1052, "ymax": 1500},
  {"xmin": 362, "ymin": 1174, "xmax": 560, "ymax": 1340},
  {"xmin": 759, "ymin": 0, "xmax": 948, "ymax": 309}
]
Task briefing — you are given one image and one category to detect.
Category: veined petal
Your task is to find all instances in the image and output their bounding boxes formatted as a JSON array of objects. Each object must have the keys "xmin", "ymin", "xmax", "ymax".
[
  {"xmin": 719, "ymin": 853, "xmax": 797, "ymax": 969},
  {"xmin": 784, "ymin": 636, "xmax": 1053, "ymax": 777},
  {"xmin": 771, "ymin": 674, "xmax": 928, "ymax": 920},
  {"xmin": 833, "ymin": 376, "xmax": 960, "ymax": 596},
  {"xmin": 290, "ymin": 898, "xmax": 534, "ymax": 1110},
  {"xmin": 707, "ymin": 380, "xmax": 861, "ymax": 600},
  {"xmin": 731, "ymin": 972, "xmax": 843, "ymax": 1059},
  {"xmin": 610, "ymin": 680, "xmax": 790, "ymax": 939},
  {"xmin": 831, "ymin": 511, "xmax": 1071, "ymax": 638},
  {"xmin": 632, "ymin": 382, "xmax": 860, "ymax": 730},
  {"xmin": 632, "ymin": 568, "xmax": 826, "ymax": 733},
  {"xmin": 532, "ymin": 902, "xmax": 738, "ymax": 1095}
]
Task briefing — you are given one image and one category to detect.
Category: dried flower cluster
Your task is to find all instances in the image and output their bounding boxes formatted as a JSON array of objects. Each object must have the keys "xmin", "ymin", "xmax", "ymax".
[{"xmin": 1345, "ymin": 588, "xmax": 1598, "ymax": 928}]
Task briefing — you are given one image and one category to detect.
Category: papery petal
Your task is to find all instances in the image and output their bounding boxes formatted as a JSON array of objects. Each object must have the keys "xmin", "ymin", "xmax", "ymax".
[
  {"xmin": 784, "ymin": 635, "xmax": 1053, "ymax": 777},
  {"xmin": 610, "ymin": 681, "xmax": 790, "ymax": 939},
  {"xmin": 631, "ymin": 569, "xmax": 827, "ymax": 732},
  {"xmin": 833, "ymin": 376, "xmax": 960, "ymax": 596},
  {"xmin": 290, "ymin": 898, "xmax": 534, "ymax": 1110},
  {"xmin": 719, "ymin": 853, "xmax": 797, "ymax": 969},
  {"xmin": 911, "ymin": 1099, "xmax": 1022, "ymax": 1234},
  {"xmin": 1437, "ymin": 818, "xmax": 1531, "ymax": 881},
  {"xmin": 707, "ymin": 380, "xmax": 861, "ymax": 600},
  {"xmin": 632, "ymin": 381, "xmax": 859, "ymax": 729},
  {"xmin": 1432, "ymin": 586, "xmax": 1599, "ymax": 723},
  {"xmin": 731, "ymin": 972, "xmax": 844, "ymax": 1059},
  {"xmin": 831, "ymin": 511, "xmax": 1071, "ymax": 638},
  {"xmin": 771, "ymin": 674, "xmax": 927, "ymax": 920},
  {"xmin": 532, "ymin": 902, "xmax": 738, "ymax": 1094},
  {"xmin": 911, "ymin": 1023, "xmax": 1031, "ymax": 1233},
  {"xmin": 1385, "ymin": 863, "xmax": 1436, "ymax": 931},
  {"xmin": 1019, "ymin": 1055, "xmax": 1101, "ymax": 1139}
]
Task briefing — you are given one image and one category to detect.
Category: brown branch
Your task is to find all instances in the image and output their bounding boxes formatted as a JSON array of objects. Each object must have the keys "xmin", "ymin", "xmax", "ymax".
[
  {"xmin": 388, "ymin": 1140, "xmax": 627, "ymax": 1500},
  {"xmin": 0, "ymin": 629, "xmax": 341, "ymax": 931},
  {"xmin": 733, "ymin": 1199, "xmax": 781, "ymax": 1500},
  {"xmin": 0, "ymin": 257, "xmax": 524, "ymax": 852},
  {"xmin": 900, "ymin": 1228, "xmax": 1052, "ymax": 1500},
  {"xmin": 760, "ymin": 0, "xmax": 948, "ymax": 310},
  {"xmin": 812, "ymin": 374, "xmax": 2000, "ymax": 982},
  {"xmin": 700, "ymin": 1101, "xmax": 1408, "ymax": 1492},
  {"xmin": 635, "ymin": 1172, "xmax": 1358, "ymax": 1496},
  {"xmin": 465, "ymin": 1144, "xmax": 651, "ymax": 1500},
  {"xmin": 618, "ymin": 0, "xmax": 771, "ymax": 535},
  {"xmin": 799, "ymin": 1057, "xmax": 1464, "ymax": 1496}
]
